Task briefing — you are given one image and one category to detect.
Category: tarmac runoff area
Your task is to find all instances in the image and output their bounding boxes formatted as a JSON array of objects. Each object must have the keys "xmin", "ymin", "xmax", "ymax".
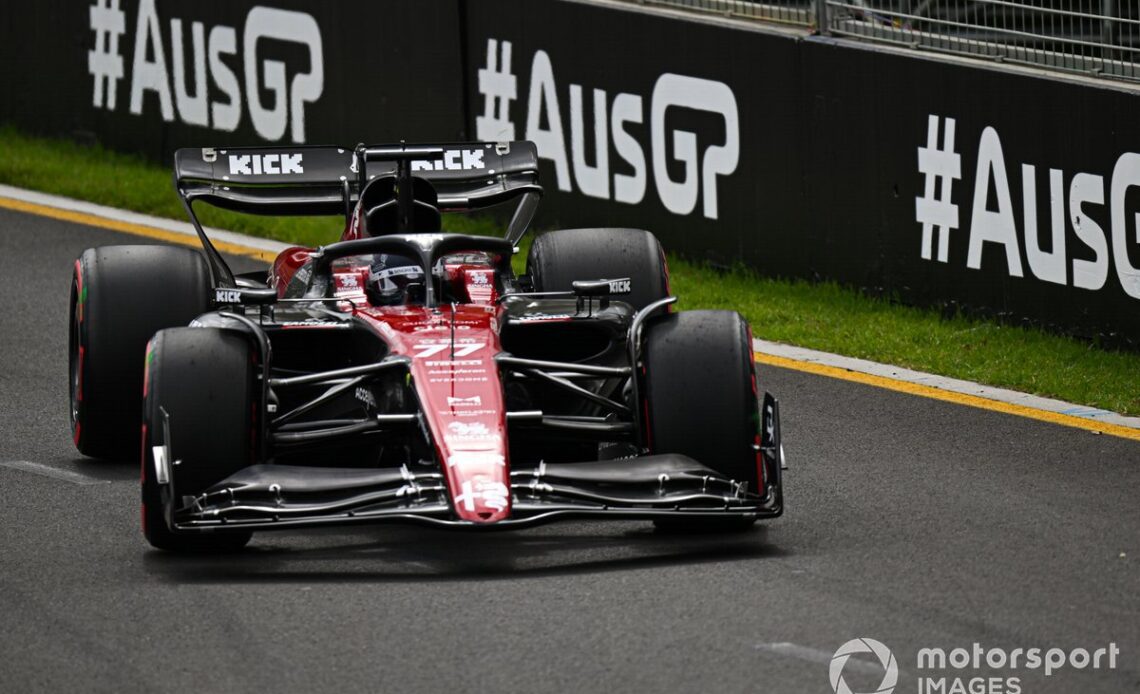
[{"xmin": 0, "ymin": 194, "xmax": 1136, "ymax": 693}]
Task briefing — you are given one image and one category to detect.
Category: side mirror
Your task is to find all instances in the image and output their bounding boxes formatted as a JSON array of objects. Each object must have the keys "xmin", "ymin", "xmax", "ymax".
[
  {"xmin": 571, "ymin": 277, "xmax": 631, "ymax": 316},
  {"xmin": 571, "ymin": 277, "xmax": 631, "ymax": 297}
]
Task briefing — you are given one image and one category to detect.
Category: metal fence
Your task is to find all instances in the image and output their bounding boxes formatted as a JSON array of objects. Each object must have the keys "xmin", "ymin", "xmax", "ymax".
[
  {"xmin": 638, "ymin": 0, "xmax": 815, "ymax": 26},
  {"xmin": 633, "ymin": 0, "xmax": 1140, "ymax": 82}
]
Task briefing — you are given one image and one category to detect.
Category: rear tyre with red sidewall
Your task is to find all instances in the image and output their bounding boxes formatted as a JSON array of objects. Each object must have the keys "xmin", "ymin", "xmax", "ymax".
[{"xmin": 70, "ymin": 245, "xmax": 211, "ymax": 460}]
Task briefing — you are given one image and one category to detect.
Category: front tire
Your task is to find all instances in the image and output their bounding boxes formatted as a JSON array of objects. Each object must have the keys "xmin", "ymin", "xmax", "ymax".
[
  {"xmin": 141, "ymin": 327, "xmax": 255, "ymax": 552},
  {"xmin": 642, "ymin": 310, "xmax": 762, "ymax": 532},
  {"xmin": 70, "ymin": 245, "xmax": 211, "ymax": 460}
]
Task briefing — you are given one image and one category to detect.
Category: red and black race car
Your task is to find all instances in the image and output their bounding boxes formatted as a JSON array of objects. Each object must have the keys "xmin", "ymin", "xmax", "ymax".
[{"xmin": 68, "ymin": 141, "xmax": 784, "ymax": 552}]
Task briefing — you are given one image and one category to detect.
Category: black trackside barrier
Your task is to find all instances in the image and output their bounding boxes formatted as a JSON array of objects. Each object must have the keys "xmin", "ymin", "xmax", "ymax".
[
  {"xmin": 461, "ymin": 0, "xmax": 1140, "ymax": 347},
  {"xmin": 4, "ymin": 0, "xmax": 1140, "ymax": 345},
  {"xmin": 0, "ymin": 0, "xmax": 468, "ymax": 156}
]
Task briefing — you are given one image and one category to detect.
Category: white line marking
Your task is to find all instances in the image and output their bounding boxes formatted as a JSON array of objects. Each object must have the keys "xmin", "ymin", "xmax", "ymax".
[
  {"xmin": 754, "ymin": 642, "xmax": 890, "ymax": 677},
  {"xmin": 0, "ymin": 460, "xmax": 109, "ymax": 485},
  {"xmin": 754, "ymin": 338, "xmax": 1140, "ymax": 430}
]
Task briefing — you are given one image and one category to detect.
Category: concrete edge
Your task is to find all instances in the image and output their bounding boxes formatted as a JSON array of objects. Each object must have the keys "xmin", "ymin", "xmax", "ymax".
[
  {"xmin": 0, "ymin": 183, "xmax": 293, "ymax": 254},
  {"xmin": 754, "ymin": 338, "xmax": 1140, "ymax": 430}
]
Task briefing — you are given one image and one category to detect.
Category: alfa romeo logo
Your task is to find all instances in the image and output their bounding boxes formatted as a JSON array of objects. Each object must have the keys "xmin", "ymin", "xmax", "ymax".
[{"xmin": 830, "ymin": 638, "xmax": 898, "ymax": 694}]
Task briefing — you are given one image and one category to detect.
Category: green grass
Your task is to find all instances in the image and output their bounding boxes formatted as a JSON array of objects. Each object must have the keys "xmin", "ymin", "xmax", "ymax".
[
  {"xmin": 668, "ymin": 263, "xmax": 1139, "ymax": 414},
  {"xmin": 2, "ymin": 126, "xmax": 1137, "ymax": 415}
]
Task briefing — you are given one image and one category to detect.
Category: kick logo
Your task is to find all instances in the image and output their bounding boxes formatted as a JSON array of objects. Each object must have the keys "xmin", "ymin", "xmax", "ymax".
[
  {"xmin": 228, "ymin": 153, "xmax": 304, "ymax": 176},
  {"xmin": 607, "ymin": 279, "xmax": 631, "ymax": 294},
  {"xmin": 86, "ymin": 0, "xmax": 324, "ymax": 142},
  {"xmin": 214, "ymin": 288, "xmax": 241, "ymax": 303},
  {"xmin": 830, "ymin": 638, "xmax": 898, "ymax": 694},
  {"xmin": 475, "ymin": 38, "xmax": 739, "ymax": 220},
  {"xmin": 411, "ymin": 149, "xmax": 486, "ymax": 172}
]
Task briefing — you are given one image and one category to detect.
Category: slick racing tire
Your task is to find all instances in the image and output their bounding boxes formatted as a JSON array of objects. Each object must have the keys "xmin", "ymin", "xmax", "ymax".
[
  {"xmin": 70, "ymin": 245, "xmax": 211, "ymax": 460},
  {"xmin": 141, "ymin": 328, "xmax": 254, "ymax": 552},
  {"xmin": 527, "ymin": 228, "xmax": 670, "ymax": 311},
  {"xmin": 642, "ymin": 310, "xmax": 762, "ymax": 532}
]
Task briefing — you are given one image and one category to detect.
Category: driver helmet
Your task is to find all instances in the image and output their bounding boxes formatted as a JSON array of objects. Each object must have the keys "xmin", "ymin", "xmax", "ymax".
[{"xmin": 366, "ymin": 253, "xmax": 425, "ymax": 305}]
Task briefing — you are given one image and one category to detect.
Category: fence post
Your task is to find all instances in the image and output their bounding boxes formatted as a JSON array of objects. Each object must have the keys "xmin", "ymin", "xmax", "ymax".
[
  {"xmin": 815, "ymin": 0, "xmax": 830, "ymax": 35},
  {"xmin": 1100, "ymin": 0, "xmax": 1116, "ymax": 76}
]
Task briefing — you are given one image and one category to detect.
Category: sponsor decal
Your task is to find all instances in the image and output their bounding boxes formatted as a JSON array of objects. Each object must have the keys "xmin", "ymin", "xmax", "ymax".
[
  {"xmin": 915, "ymin": 114, "xmax": 1140, "ymax": 300},
  {"xmin": 411, "ymin": 149, "xmax": 486, "ymax": 172},
  {"xmin": 453, "ymin": 478, "xmax": 509, "ymax": 512},
  {"xmin": 443, "ymin": 420, "xmax": 498, "ymax": 445},
  {"xmin": 370, "ymin": 265, "xmax": 424, "ymax": 282},
  {"xmin": 475, "ymin": 38, "xmax": 739, "ymax": 219},
  {"xmin": 428, "ymin": 367, "xmax": 487, "ymax": 376},
  {"xmin": 438, "ymin": 409, "xmax": 497, "ymax": 418},
  {"xmin": 354, "ymin": 387, "xmax": 377, "ymax": 409},
  {"xmin": 514, "ymin": 313, "xmax": 573, "ymax": 322},
  {"xmin": 227, "ymin": 152, "xmax": 304, "ymax": 176},
  {"xmin": 290, "ymin": 262, "xmax": 312, "ymax": 289},
  {"xmin": 607, "ymin": 278, "xmax": 631, "ymax": 294},
  {"xmin": 214, "ymin": 288, "xmax": 241, "ymax": 303},
  {"xmin": 446, "ymin": 452, "xmax": 506, "ymax": 468},
  {"xmin": 465, "ymin": 269, "xmax": 495, "ymax": 302},
  {"xmin": 447, "ymin": 395, "xmax": 482, "ymax": 407},
  {"xmin": 278, "ymin": 318, "xmax": 343, "ymax": 328},
  {"xmin": 87, "ymin": 0, "xmax": 323, "ymax": 142},
  {"xmin": 446, "ymin": 420, "xmax": 490, "ymax": 438}
]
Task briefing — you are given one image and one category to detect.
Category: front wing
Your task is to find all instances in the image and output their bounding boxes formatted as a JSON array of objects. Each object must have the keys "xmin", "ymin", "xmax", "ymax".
[
  {"xmin": 169, "ymin": 454, "xmax": 780, "ymax": 532},
  {"xmin": 162, "ymin": 397, "xmax": 784, "ymax": 533}
]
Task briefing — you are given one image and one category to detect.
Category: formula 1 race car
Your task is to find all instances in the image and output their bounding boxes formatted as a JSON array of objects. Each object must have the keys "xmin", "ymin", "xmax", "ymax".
[{"xmin": 68, "ymin": 141, "xmax": 784, "ymax": 551}]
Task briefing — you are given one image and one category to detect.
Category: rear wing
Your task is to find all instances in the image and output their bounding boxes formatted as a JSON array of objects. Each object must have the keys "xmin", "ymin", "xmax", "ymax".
[
  {"xmin": 173, "ymin": 141, "xmax": 542, "ymax": 287},
  {"xmin": 173, "ymin": 141, "xmax": 541, "ymax": 215}
]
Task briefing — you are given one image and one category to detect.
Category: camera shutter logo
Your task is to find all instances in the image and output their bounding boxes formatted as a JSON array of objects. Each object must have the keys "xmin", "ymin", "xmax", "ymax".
[{"xmin": 830, "ymin": 638, "xmax": 898, "ymax": 694}]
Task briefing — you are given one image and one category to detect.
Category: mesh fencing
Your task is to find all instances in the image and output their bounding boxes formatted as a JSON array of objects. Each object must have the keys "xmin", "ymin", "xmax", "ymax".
[
  {"xmin": 639, "ymin": 0, "xmax": 814, "ymax": 25},
  {"xmin": 630, "ymin": 0, "xmax": 1140, "ymax": 82}
]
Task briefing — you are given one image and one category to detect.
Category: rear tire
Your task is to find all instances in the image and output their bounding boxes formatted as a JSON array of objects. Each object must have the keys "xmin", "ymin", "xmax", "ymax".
[
  {"xmin": 141, "ymin": 328, "xmax": 255, "ymax": 552},
  {"xmin": 642, "ymin": 310, "xmax": 762, "ymax": 532},
  {"xmin": 527, "ymin": 228, "xmax": 669, "ymax": 311},
  {"xmin": 70, "ymin": 245, "xmax": 211, "ymax": 460}
]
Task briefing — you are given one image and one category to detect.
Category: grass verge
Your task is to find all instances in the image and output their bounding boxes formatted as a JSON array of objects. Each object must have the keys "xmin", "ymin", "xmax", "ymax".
[{"xmin": 2, "ymin": 126, "xmax": 1137, "ymax": 415}]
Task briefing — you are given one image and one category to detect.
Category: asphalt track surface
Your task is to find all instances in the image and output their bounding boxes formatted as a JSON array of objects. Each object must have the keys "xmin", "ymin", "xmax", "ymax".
[{"xmin": 0, "ymin": 206, "xmax": 1137, "ymax": 694}]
